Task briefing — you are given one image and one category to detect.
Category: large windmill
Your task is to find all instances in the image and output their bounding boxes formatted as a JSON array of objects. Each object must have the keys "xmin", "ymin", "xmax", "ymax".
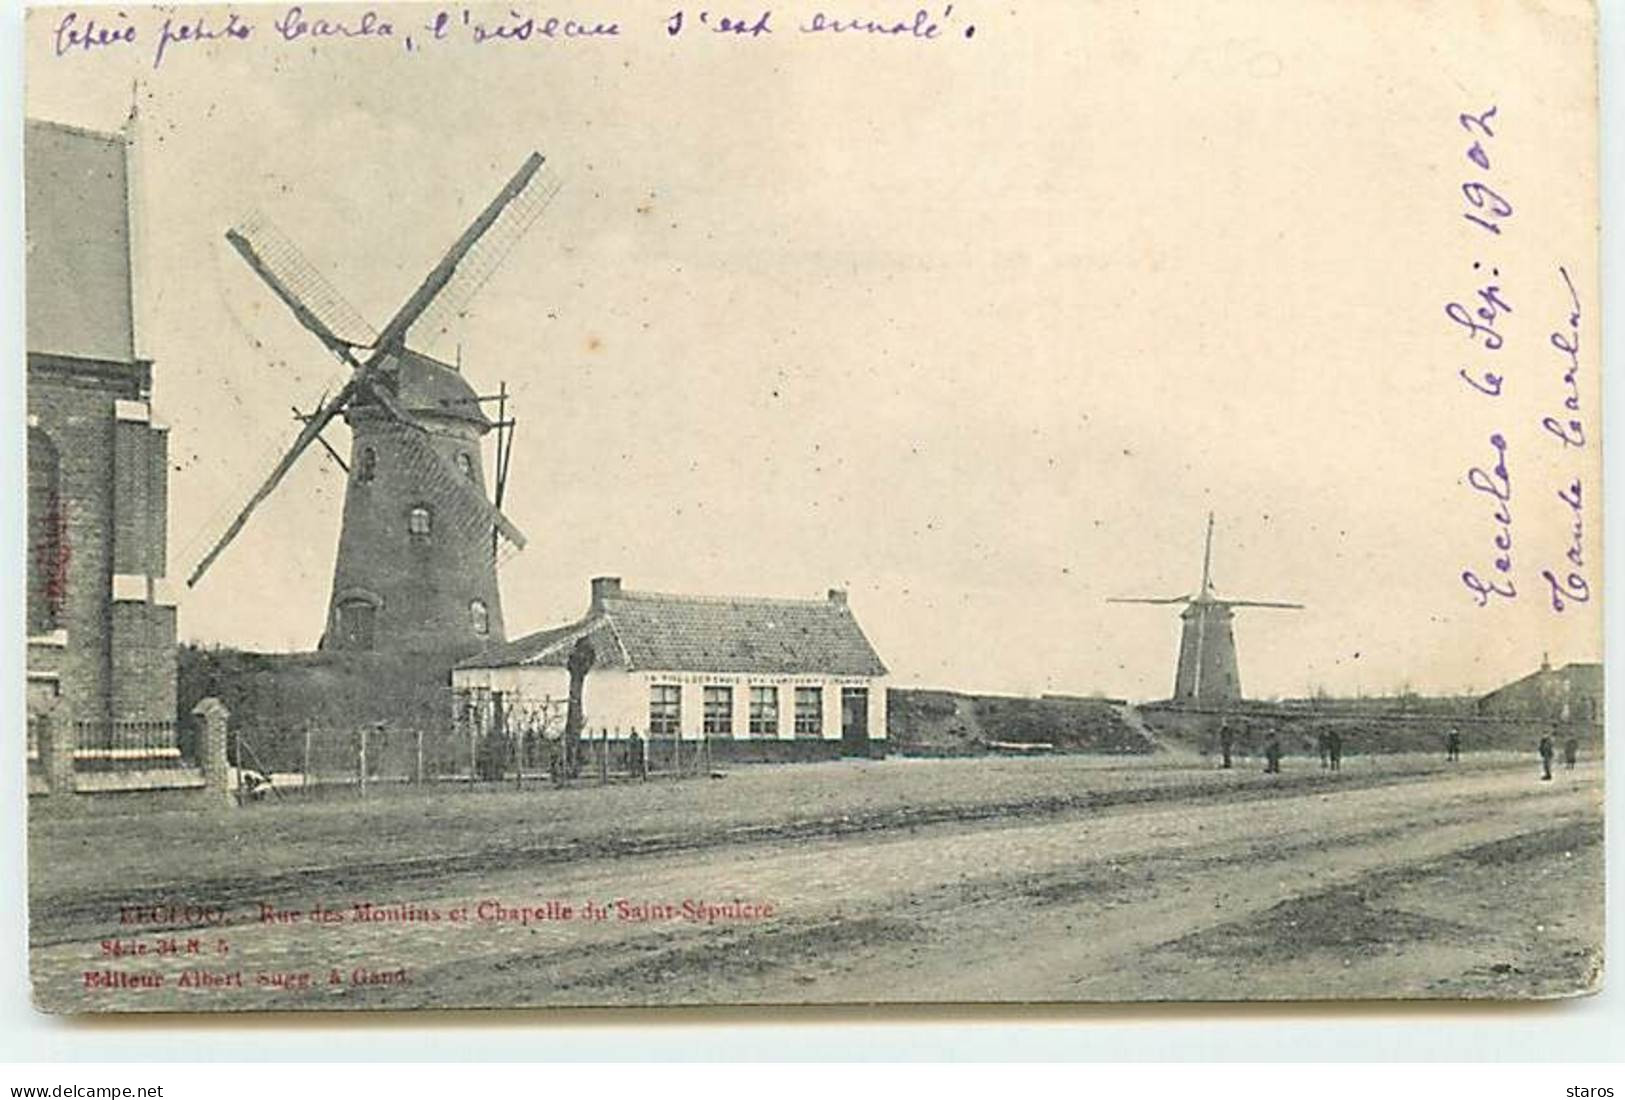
[
  {"xmin": 187, "ymin": 153, "xmax": 560, "ymax": 657},
  {"xmin": 1109, "ymin": 513, "xmax": 1303, "ymax": 705}
]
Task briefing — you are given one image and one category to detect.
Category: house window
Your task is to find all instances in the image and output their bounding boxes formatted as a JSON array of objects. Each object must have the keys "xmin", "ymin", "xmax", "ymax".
[
  {"xmin": 794, "ymin": 686, "xmax": 823, "ymax": 737},
  {"xmin": 749, "ymin": 686, "xmax": 779, "ymax": 736},
  {"xmin": 456, "ymin": 452, "xmax": 475, "ymax": 480},
  {"xmin": 703, "ymin": 686, "xmax": 734, "ymax": 735},
  {"xmin": 357, "ymin": 446, "xmax": 377, "ymax": 483},
  {"xmin": 470, "ymin": 599, "xmax": 489, "ymax": 636},
  {"xmin": 649, "ymin": 684, "xmax": 681, "ymax": 736},
  {"xmin": 407, "ymin": 505, "xmax": 432, "ymax": 540}
]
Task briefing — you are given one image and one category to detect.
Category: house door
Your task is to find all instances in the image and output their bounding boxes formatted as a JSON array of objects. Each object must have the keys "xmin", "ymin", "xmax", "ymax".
[{"xmin": 840, "ymin": 687, "xmax": 869, "ymax": 756}]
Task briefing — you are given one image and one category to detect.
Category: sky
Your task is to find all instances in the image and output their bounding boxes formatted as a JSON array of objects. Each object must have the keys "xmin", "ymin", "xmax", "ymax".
[{"xmin": 22, "ymin": 0, "xmax": 1602, "ymax": 699}]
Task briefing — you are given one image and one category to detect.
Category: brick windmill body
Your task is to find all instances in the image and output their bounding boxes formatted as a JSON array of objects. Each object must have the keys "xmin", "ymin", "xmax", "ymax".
[
  {"xmin": 324, "ymin": 349, "xmax": 510, "ymax": 657},
  {"xmin": 188, "ymin": 156, "xmax": 556, "ymax": 661}
]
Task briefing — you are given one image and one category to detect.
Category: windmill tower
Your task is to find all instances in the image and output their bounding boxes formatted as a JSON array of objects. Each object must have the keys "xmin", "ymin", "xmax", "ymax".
[
  {"xmin": 1109, "ymin": 513, "xmax": 1304, "ymax": 705},
  {"xmin": 187, "ymin": 155, "xmax": 559, "ymax": 658}
]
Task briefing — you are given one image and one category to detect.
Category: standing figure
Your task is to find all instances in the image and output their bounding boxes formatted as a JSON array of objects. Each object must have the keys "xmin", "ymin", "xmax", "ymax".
[
  {"xmin": 1218, "ymin": 723, "xmax": 1235, "ymax": 770},
  {"xmin": 1316, "ymin": 729, "xmax": 1330, "ymax": 769},
  {"xmin": 1538, "ymin": 732, "xmax": 1555, "ymax": 781},
  {"xmin": 1327, "ymin": 729, "xmax": 1343, "ymax": 772},
  {"xmin": 1264, "ymin": 731, "xmax": 1282, "ymax": 774},
  {"xmin": 1446, "ymin": 727, "xmax": 1462, "ymax": 762},
  {"xmin": 1563, "ymin": 735, "xmax": 1578, "ymax": 771},
  {"xmin": 628, "ymin": 730, "xmax": 648, "ymax": 780}
]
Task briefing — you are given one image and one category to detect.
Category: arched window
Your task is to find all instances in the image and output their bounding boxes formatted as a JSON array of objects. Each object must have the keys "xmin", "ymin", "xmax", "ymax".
[
  {"xmin": 336, "ymin": 598, "xmax": 377, "ymax": 651},
  {"xmin": 456, "ymin": 452, "xmax": 474, "ymax": 480},
  {"xmin": 27, "ymin": 427, "xmax": 64, "ymax": 635},
  {"xmin": 470, "ymin": 599, "xmax": 490, "ymax": 636},
  {"xmin": 407, "ymin": 505, "xmax": 432, "ymax": 540},
  {"xmin": 356, "ymin": 446, "xmax": 377, "ymax": 483}
]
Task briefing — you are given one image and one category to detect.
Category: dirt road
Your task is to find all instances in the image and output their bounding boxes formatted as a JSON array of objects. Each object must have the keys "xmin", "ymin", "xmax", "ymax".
[{"xmin": 30, "ymin": 758, "xmax": 1601, "ymax": 1010}]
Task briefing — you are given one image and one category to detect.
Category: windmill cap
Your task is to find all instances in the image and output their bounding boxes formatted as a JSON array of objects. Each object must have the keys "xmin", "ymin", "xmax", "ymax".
[{"xmin": 355, "ymin": 348, "xmax": 491, "ymax": 428}]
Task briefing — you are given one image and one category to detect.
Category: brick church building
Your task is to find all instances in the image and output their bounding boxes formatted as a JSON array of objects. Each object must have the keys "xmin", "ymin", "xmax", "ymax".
[{"xmin": 26, "ymin": 117, "xmax": 181, "ymax": 784}]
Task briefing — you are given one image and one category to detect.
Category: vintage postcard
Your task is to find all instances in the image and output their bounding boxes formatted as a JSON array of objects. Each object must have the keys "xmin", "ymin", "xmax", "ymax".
[{"xmin": 22, "ymin": 0, "xmax": 1601, "ymax": 1011}]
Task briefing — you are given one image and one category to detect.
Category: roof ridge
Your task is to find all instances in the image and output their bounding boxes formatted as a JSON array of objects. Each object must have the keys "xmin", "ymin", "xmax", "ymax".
[
  {"xmin": 27, "ymin": 117, "xmax": 128, "ymax": 145},
  {"xmin": 601, "ymin": 614, "xmax": 635, "ymax": 668},
  {"xmin": 520, "ymin": 614, "xmax": 608, "ymax": 665},
  {"xmin": 608, "ymin": 588, "xmax": 843, "ymax": 609}
]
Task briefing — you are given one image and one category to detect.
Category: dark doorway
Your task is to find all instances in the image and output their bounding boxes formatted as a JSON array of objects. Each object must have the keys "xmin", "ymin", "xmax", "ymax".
[{"xmin": 841, "ymin": 687, "xmax": 869, "ymax": 756}]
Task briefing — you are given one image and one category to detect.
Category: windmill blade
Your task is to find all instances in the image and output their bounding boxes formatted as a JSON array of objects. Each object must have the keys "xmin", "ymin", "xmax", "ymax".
[
  {"xmin": 407, "ymin": 163, "xmax": 562, "ymax": 352},
  {"xmin": 1224, "ymin": 599, "xmax": 1306, "ymax": 610},
  {"xmin": 354, "ymin": 359, "xmax": 528, "ymax": 550},
  {"xmin": 380, "ymin": 418, "xmax": 528, "ymax": 551},
  {"xmin": 370, "ymin": 153, "xmax": 551, "ymax": 357},
  {"xmin": 187, "ymin": 377, "xmax": 361, "ymax": 588},
  {"xmin": 1107, "ymin": 595, "xmax": 1192, "ymax": 605},
  {"xmin": 226, "ymin": 215, "xmax": 378, "ymax": 359}
]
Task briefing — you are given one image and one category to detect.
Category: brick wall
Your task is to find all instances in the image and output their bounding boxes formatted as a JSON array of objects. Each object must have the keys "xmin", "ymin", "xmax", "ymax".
[
  {"xmin": 28, "ymin": 354, "xmax": 176, "ymax": 729},
  {"xmin": 109, "ymin": 600, "xmax": 178, "ymax": 723},
  {"xmin": 112, "ymin": 408, "xmax": 154, "ymax": 575}
]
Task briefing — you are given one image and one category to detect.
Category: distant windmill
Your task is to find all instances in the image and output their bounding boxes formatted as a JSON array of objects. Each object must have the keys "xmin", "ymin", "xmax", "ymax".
[
  {"xmin": 1109, "ymin": 513, "xmax": 1303, "ymax": 705},
  {"xmin": 188, "ymin": 153, "xmax": 561, "ymax": 657}
]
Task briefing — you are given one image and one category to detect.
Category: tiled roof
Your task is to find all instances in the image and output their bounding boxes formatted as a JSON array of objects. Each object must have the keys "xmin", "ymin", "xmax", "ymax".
[
  {"xmin": 454, "ymin": 620, "xmax": 609, "ymax": 671},
  {"xmin": 458, "ymin": 588, "xmax": 887, "ymax": 677}
]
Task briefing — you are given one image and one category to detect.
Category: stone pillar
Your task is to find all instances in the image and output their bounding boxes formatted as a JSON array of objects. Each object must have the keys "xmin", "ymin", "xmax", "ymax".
[{"xmin": 192, "ymin": 697, "xmax": 233, "ymax": 806}]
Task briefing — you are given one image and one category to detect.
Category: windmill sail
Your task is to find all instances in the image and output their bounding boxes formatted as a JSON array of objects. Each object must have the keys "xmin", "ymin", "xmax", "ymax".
[
  {"xmin": 377, "ymin": 417, "xmax": 527, "ymax": 551},
  {"xmin": 407, "ymin": 162, "xmax": 562, "ymax": 353},
  {"xmin": 227, "ymin": 215, "xmax": 378, "ymax": 356},
  {"xmin": 374, "ymin": 153, "xmax": 551, "ymax": 356},
  {"xmin": 188, "ymin": 153, "xmax": 550, "ymax": 589},
  {"xmin": 186, "ymin": 375, "xmax": 362, "ymax": 587}
]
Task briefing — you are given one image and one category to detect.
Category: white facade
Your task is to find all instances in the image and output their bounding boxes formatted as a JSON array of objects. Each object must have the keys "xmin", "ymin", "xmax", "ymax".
[{"xmin": 452, "ymin": 663, "xmax": 888, "ymax": 745}]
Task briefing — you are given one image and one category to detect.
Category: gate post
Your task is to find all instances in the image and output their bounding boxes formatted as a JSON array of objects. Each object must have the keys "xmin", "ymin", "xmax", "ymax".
[{"xmin": 192, "ymin": 697, "xmax": 233, "ymax": 807}]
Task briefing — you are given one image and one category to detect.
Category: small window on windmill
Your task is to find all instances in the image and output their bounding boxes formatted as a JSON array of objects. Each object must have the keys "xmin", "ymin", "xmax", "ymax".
[
  {"xmin": 357, "ymin": 447, "xmax": 377, "ymax": 484},
  {"xmin": 407, "ymin": 505, "xmax": 433, "ymax": 541},
  {"xmin": 470, "ymin": 599, "xmax": 490, "ymax": 636},
  {"xmin": 456, "ymin": 452, "xmax": 475, "ymax": 481}
]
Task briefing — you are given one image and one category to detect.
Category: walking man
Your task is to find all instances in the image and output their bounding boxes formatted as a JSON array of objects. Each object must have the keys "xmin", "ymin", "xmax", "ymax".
[
  {"xmin": 1327, "ymin": 728, "xmax": 1343, "ymax": 772},
  {"xmin": 1538, "ymin": 731, "xmax": 1556, "ymax": 781},
  {"xmin": 1446, "ymin": 727, "xmax": 1462, "ymax": 762},
  {"xmin": 1219, "ymin": 723, "xmax": 1235, "ymax": 770}
]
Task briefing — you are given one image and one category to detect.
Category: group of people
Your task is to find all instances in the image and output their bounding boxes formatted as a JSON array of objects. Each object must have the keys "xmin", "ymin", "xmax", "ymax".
[
  {"xmin": 1537, "ymin": 730, "xmax": 1581, "ymax": 780},
  {"xmin": 1214, "ymin": 724, "xmax": 1333, "ymax": 774},
  {"xmin": 1213, "ymin": 720, "xmax": 1583, "ymax": 780},
  {"xmin": 1215, "ymin": 723, "xmax": 1296, "ymax": 773}
]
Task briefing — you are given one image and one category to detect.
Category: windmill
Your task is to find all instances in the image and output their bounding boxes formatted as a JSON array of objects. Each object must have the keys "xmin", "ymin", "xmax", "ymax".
[
  {"xmin": 1109, "ymin": 513, "xmax": 1303, "ymax": 705},
  {"xmin": 187, "ymin": 153, "xmax": 561, "ymax": 657}
]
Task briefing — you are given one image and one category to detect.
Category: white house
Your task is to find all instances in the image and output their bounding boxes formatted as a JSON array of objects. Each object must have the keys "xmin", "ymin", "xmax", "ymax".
[{"xmin": 452, "ymin": 577, "xmax": 890, "ymax": 760}]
